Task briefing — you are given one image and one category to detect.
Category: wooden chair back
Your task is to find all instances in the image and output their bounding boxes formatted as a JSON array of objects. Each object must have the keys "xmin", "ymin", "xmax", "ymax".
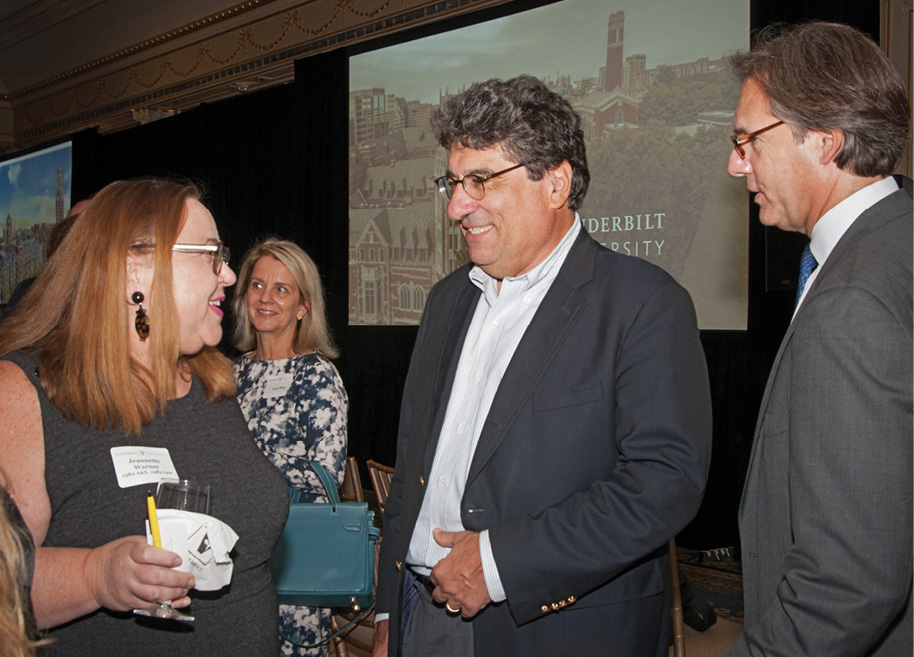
[
  {"xmin": 365, "ymin": 459, "xmax": 394, "ymax": 514},
  {"xmin": 339, "ymin": 456, "xmax": 365, "ymax": 503}
]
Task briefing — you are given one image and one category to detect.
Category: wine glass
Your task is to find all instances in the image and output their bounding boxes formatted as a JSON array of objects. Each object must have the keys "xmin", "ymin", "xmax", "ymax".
[
  {"xmin": 156, "ymin": 479, "xmax": 211, "ymax": 516},
  {"xmin": 133, "ymin": 479, "xmax": 211, "ymax": 622}
]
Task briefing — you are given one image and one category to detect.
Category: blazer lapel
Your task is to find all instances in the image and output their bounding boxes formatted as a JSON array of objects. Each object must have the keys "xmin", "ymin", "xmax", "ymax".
[
  {"xmin": 421, "ymin": 280, "xmax": 480, "ymax": 472},
  {"xmin": 742, "ymin": 189, "xmax": 910, "ymax": 507},
  {"xmin": 465, "ymin": 230, "xmax": 597, "ymax": 486},
  {"xmin": 803, "ymin": 189, "xmax": 907, "ymax": 304}
]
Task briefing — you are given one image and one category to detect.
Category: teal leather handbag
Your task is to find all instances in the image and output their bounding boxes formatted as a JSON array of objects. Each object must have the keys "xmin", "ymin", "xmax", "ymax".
[{"xmin": 268, "ymin": 461, "xmax": 379, "ymax": 610}]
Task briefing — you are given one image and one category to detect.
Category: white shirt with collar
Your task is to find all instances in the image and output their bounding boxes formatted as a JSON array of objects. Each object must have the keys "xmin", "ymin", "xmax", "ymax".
[
  {"xmin": 404, "ymin": 217, "xmax": 582, "ymax": 603},
  {"xmin": 794, "ymin": 177, "xmax": 899, "ymax": 318}
]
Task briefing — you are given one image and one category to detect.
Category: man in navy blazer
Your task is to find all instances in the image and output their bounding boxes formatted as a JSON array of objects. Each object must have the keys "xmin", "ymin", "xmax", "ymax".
[
  {"xmin": 726, "ymin": 23, "xmax": 912, "ymax": 656},
  {"xmin": 373, "ymin": 75, "xmax": 712, "ymax": 657}
]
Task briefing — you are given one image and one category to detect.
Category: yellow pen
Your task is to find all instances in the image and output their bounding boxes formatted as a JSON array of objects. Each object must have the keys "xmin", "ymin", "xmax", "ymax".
[{"xmin": 146, "ymin": 494, "xmax": 162, "ymax": 549}]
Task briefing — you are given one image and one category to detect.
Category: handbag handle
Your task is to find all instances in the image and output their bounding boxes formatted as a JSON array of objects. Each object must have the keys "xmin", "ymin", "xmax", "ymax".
[{"xmin": 288, "ymin": 461, "xmax": 341, "ymax": 510}]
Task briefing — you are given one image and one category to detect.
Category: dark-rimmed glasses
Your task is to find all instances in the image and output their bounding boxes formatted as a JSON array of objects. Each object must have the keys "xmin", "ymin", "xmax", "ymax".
[
  {"xmin": 435, "ymin": 163, "xmax": 526, "ymax": 201},
  {"xmin": 172, "ymin": 242, "xmax": 230, "ymax": 275},
  {"xmin": 730, "ymin": 120, "xmax": 784, "ymax": 159}
]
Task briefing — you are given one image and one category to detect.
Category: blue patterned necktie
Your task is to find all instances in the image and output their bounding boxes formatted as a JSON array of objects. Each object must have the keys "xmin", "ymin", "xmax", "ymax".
[{"xmin": 795, "ymin": 244, "xmax": 818, "ymax": 307}]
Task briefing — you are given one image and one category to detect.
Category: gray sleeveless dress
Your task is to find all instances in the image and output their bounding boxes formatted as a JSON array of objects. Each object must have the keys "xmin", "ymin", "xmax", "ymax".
[{"xmin": 5, "ymin": 352, "xmax": 289, "ymax": 656}]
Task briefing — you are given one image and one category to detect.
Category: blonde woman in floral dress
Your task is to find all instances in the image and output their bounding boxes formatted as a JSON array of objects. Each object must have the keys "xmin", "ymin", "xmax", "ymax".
[{"xmin": 233, "ymin": 238, "xmax": 348, "ymax": 657}]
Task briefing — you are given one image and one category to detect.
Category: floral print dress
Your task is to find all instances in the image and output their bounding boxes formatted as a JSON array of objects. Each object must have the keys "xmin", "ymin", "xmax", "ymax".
[{"xmin": 235, "ymin": 351, "xmax": 349, "ymax": 657}]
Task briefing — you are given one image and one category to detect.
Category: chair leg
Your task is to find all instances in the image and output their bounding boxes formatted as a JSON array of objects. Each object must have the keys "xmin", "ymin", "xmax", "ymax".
[
  {"xmin": 669, "ymin": 537, "xmax": 686, "ymax": 657},
  {"xmin": 331, "ymin": 616, "xmax": 350, "ymax": 657}
]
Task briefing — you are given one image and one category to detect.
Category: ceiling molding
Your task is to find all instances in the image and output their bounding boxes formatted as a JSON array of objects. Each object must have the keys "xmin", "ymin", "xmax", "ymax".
[
  {"xmin": 1, "ymin": 0, "xmax": 508, "ymax": 152},
  {"xmin": 5, "ymin": 0, "xmax": 271, "ymax": 98}
]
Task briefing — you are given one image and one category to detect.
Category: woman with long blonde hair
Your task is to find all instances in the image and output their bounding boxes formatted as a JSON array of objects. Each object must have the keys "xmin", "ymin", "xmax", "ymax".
[
  {"xmin": 0, "ymin": 471, "xmax": 50, "ymax": 657},
  {"xmin": 233, "ymin": 238, "xmax": 348, "ymax": 656}
]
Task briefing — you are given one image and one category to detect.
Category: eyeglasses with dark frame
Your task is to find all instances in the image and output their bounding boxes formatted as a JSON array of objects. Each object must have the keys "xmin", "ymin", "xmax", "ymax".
[
  {"xmin": 730, "ymin": 120, "xmax": 784, "ymax": 159},
  {"xmin": 172, "ymin": 242, "xmax": 230, "ymax": 275},
  {"xmin": 435, "ymin": 163, "xmax": 526, "ymax": 201}
]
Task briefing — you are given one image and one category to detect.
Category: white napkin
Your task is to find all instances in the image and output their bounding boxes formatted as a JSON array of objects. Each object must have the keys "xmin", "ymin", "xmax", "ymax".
[{"xmin": 146, "ymin": 509, "xmax": 239, "ymax": 591}]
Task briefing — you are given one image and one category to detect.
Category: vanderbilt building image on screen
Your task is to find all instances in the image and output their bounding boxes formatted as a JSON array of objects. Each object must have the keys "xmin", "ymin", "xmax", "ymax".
[{"xmin": 349, "ymin": 0, "xmax": 750, "ymax": 329}]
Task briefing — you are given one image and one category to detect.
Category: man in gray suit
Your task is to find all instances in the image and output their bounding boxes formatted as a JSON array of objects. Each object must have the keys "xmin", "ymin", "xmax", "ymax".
[
  {"xmin": 726, "ymin": 22, "xmax": 912, "ymax": 656},
  {"xmin": 373, "ymin": 75, "xmax": 712, "ymax": 657}
]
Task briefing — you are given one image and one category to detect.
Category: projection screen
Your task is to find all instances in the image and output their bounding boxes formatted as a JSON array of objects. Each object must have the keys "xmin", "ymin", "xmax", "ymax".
[{"xmin": 349, "ymin": 0, "xmax": 750, "ymax": 329}]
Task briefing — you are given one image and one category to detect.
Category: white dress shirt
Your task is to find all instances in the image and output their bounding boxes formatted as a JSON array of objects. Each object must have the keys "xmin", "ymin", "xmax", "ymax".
[
  {"xmin": 794, "ymin": 177, "xmax": 899, "ymax": 318},
  {"xmin": 405, "ymin": 217, "xmax": 582, "ymax": 602}
]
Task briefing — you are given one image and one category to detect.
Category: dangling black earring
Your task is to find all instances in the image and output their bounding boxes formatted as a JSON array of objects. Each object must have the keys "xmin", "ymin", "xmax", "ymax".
[{"xmin": 132, "ymin": 291, "xmax": 149, "ymax": 341}]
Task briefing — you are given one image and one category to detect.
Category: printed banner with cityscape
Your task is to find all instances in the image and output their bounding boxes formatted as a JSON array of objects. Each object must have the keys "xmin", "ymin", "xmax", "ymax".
[
  {"xmin": 349, "ymin": 0, "xmax": 750, "ymax": 329},
  {"xmin": 0, "ymin": 142, "xmax": 73, "ymax": 306}
]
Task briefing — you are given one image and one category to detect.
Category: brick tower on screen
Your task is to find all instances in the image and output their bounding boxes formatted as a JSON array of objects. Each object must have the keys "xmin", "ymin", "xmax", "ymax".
[{"xmin": 604, "ymin": 11, "xmax": 624, "ymax": 92}]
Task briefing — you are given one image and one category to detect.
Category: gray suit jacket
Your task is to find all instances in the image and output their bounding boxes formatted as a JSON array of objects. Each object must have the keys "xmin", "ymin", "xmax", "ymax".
[
  {"xmin": 377, "ymin": 229, "xmax": 713, "ymax": 657},
  {"xmin": 730, "ymin": 188, "xmax": 913, "ymax": 656}
]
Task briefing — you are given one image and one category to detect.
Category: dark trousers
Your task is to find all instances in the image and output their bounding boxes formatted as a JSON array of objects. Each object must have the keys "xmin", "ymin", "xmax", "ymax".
[{"xmin": 400, "ymin": 570, "xmax": 473, "ymax": 657}]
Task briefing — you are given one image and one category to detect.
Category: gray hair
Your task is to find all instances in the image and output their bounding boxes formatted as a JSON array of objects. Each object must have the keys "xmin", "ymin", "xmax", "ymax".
[
  {"xmin": 431, "ymin": 75, "xmax": 590, "ymax": 210},
  {"xmin": 729, "ymin": 21, "xmax": 909, "ymax": 177}
]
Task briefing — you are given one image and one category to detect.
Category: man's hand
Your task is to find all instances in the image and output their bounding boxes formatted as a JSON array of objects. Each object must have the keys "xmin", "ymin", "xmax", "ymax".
[
  {"xmin": 430, "ymin": 528, "xmax": 492, "ymax": 618},
  {"xmin": 372, "ymin": 618, "xmax": 389, "ymax": 657}
]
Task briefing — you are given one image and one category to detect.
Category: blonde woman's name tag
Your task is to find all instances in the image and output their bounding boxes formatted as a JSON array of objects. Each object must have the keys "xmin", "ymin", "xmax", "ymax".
[
  {"xmin": 110, "ymin": 446, "xmax": 179, "ymax": 488},
  {"xmin": 264, "ymin": 373, "xmax": 294, "ymax": 399}
]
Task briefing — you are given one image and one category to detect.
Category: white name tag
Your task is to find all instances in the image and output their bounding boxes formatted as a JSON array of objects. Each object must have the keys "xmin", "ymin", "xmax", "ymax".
[
  {"xmin": 110, "ymin": 446, "xmax": 179, "ymax": 489},
  {"xmin": 264, "ymin": 373, "xmax": 294, "ymax": 399}
]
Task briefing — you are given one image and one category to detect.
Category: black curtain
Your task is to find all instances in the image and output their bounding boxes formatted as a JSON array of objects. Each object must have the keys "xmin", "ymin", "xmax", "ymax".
[{"xmin": 71, "ymin": 50, "xmax": 411, "ymax": 473}]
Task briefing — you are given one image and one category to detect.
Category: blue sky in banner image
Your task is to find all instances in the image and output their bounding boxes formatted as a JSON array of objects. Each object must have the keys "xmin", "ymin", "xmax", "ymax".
[
  {"xmin": 0, "ymin": 142, "xmax": 73, "ymax": 231},
  {"xmin": 350, "ymin": 0, "xmax": 749, "ymax": 104}
]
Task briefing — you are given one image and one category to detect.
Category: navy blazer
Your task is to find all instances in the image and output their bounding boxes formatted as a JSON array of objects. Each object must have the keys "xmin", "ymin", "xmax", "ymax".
[{"xmin": 378, "ymin": 228, "xmax": 713, "ymax": 657}]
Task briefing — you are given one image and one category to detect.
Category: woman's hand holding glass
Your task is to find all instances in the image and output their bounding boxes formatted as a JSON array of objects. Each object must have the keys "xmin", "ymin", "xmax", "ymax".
[
  {"xmin": 80, "ymin": 533, "xmax": 194, "ymax": 614},
  {"xmin": 132, "ymin": 480, "xmax": 210, "ymax": 622}
]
